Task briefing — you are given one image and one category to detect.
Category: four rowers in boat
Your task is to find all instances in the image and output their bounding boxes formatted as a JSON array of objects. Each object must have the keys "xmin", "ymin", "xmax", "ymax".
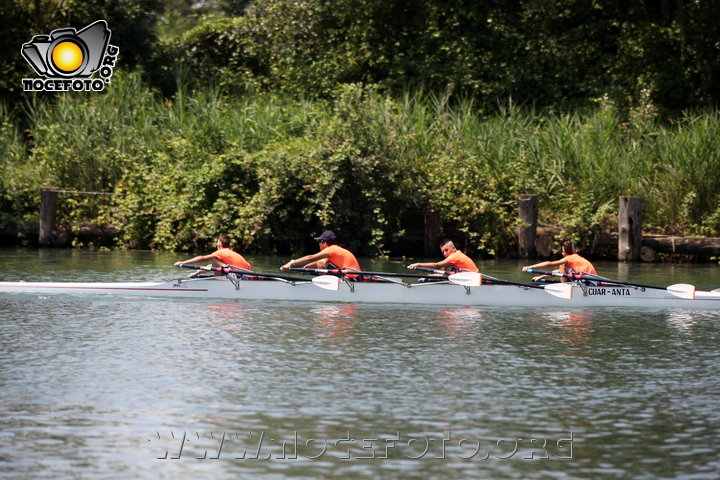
[{"xmin": 176, "ymin": 233, "xmax": 596, "ymax": 285}]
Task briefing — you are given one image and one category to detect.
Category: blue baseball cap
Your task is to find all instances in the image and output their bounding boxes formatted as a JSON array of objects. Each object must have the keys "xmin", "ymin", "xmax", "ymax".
[{"xmin": 314, "ymin": 230, "xmax": 337, "ymax": 243}]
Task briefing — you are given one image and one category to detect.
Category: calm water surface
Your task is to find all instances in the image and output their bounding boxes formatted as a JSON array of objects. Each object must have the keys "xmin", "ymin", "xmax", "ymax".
[{"xmin": 1, "ymin": 249, "xmax": 719, "ymax": 479}]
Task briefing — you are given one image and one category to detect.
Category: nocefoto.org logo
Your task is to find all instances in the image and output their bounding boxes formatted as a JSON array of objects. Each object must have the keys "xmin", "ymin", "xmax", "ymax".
[{"xmin": 21, "ymin": 20, "xmax": 119, "ymax": 92}]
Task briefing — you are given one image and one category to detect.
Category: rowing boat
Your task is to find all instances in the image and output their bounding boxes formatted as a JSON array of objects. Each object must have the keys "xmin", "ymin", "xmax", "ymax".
[{"xmin": 0, "ymin": 276, "xmax": 718, "ymax": 309}]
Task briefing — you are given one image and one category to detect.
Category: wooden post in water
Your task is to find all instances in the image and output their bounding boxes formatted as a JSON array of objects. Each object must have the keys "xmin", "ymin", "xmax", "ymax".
[
  {"xmin": 424, "ymin": 210, "xmax": 441, "ymax": 256},
  {"xmin": 39, "ymin": 187, "xmax": 59, "ymax": 246},
  {"xmin": 618, "ymin": 196, "xmax": 642, "ymax": 262},
  {"xmin": 518, "ymin": 194, "xmax": 537, "ymax": 258}
]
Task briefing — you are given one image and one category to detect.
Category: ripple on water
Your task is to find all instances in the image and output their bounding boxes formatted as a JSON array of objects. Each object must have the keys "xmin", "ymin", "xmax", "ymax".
[{"xmin": 1, "ymin": 253, "xmax": 720, "ymax": 479}]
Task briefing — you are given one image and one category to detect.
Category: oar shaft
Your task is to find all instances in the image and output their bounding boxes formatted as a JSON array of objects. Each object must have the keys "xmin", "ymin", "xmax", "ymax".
[
  {"xmin": 349, "ymin": 269, "xmax": 436, "ymax": 279},
  {"xmin": 584, "ymin": 275, "xmax": 665, "ymax": 290},
  {"xmin": 407, "ymin": 266, "xmax": 449, "ymax": 275},
  {"xmin": 524, "ymin": 268, "xmax": 567, "ymax": 278},
  {"xmin": 290, "ymin": 267, "xmax": 540, "ymax": 289},
  {"xmin": 287, "ymin": 267, "xmax": 341, "ymax": 276},
  {"xmin": 482, "ymin": 274, "xmax": 544, "ymax": 289},
  {"xmin": 288, "ymin": 267, "xmax": 435, "ymax": 279},
  {"xmin": 525, "ymin": 268, "xmax": 666, "ymax": 290},
  {"xmin": 176, "ymin": 263, "xmax": 308, "ymax": 283},
  {"xmin": 411, "ymin": 266, "xmax": 542, "ymax": 289}
]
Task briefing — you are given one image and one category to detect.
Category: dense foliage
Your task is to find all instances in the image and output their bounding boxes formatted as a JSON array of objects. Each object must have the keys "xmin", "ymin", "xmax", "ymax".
[
  {"xmin": 145, "ymin": 0, "xmax": 720, "ymax": 116},
  {"xmin": 3, "ymin": 0, "xmax": 720, "ymax": 113},
  {"xmin": 1, "ymin": 73, "xmax": 718, "ymax": 256}
]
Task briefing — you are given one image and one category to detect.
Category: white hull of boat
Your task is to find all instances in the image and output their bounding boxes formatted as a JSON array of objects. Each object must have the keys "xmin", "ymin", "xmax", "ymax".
[{"xmin": 0, "ymin": 277, "xmax": 719, "ymax": 309}]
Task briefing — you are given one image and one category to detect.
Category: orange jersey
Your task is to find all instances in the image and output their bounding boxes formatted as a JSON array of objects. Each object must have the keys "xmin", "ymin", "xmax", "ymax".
[
  {"xmin": 564, "ymin": 254, "xmax": 596, "ymax": 275},
  {"xmin": 323, "ymin": 244, "xmax": 361, "ymax": 276},
  {"xmin": 214, "ymin": 248, "xmax": 252, "ymax": 270},
  {"xmin": 446, "ymin": 250, "xmax": 478, "ymax": 272}
]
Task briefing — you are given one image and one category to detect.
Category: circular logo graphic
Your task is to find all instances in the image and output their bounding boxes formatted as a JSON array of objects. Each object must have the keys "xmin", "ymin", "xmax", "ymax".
[{"xmin": 51, "ymin": 41, "xmax": 84, "ymax": 73}]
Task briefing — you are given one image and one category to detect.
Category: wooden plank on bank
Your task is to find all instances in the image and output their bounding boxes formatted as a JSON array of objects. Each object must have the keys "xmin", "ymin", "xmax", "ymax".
[
  {"xmin": 594, "ymin": 232, "xmax": 720, "ymax": 260},
  {"xmin": 641, "ymin": 235, "xmax": 720, "ymax": 257}
]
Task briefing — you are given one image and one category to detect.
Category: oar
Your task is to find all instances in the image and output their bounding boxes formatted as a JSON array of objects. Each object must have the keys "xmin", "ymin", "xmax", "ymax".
[
  {"xmin": 523, "ymin": 268, "xmax": 578, "ymax": 280},
  {"xmin": 343, "ymin": 267, "xmax": 409, "ymax": 286},
  {"xmin": 286, "ymin": 266, "xmax": 561, "ymax": 292},
  {"xmin": 407, "ymin": 266, "xmax": 450, "ymax": 275},
  {"xmin": 175, "ymin": 263, "xmax": 343, "ymax": 291},
  {"xmin": 445, "ymin": 271, "xmax": 547, "ymax": 289},
  {"xmin": 447, "ymin": 271, "xmax": 482, "ymax": 286},
  {"xmin": 176, "ymin": 263, "xmax": 305, "ymax": 282},
  {"xmin": 541, "ymin": 282, "xmax": 701, "ymax": 301},
  {"xmin": 481, "ymin": 273, "xmax": 545, "ymax": 289},
  {"xmin": 408, "ymin": 265, "xmax": 474, "ymax": 285},
  {"xmin": 409, "ymin": 266, "xmax": 543, "ymax": 289},
  {"xmin": 524, "ymin": 268, "xmax": 697, "ymax": 300},
  {"xmin": 543, "ymin": 283, "xmax": 574, "ymax": 299},
  {"xmin": 286, "ymin": 267, "xmax": 419, "ymax": 286},
  {"xmin": 311, "ymin": 275, "xmax": 340, "ymax": 290},
  {"xmin": 292, "ymin": 266, "xmax": 478, "ymax": 287},
  {"xmin": 227, "ymin": 266, "xmax": 340, "ymax": 291},
  {"xmin": 666, "ymin": 283, "xmax": 697, "ymax": 300},
  {"xmin": 287, "ymin": 267, "xmax": 435, "ymax": 279}
]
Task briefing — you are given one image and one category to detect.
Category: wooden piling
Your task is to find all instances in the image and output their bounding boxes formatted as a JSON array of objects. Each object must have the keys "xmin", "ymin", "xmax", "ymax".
[
  {"xmin": 424, "ymin": 210, "xmax": 441, "ymax": 256},
  {"xmin": 518, "ymin": 194, "xmax": 538, "ymax": 258},
  {"xmin": 39, "ymin": 187, "xmax": 59, "ymax": 246},
  {"xmin": 618, "ymin": 196, "xmax": 643, "ymax": 261}
]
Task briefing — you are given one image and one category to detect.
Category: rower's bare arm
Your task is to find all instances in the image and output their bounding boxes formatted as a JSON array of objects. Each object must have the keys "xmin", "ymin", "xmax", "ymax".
[
  {"xmin": 174, "ymin": 253, "xmax": 215, "ymax": 266},
  {"xmin": 281, "ymin": 252, "xmax": 329, "ymax": 271},
  {"xmin": 409, "ymin": 258, "xmax": 450, "ymax": 270},
  {"xmin": 522, "ymin": 258, "xmax": 566, "ymax": 271}
]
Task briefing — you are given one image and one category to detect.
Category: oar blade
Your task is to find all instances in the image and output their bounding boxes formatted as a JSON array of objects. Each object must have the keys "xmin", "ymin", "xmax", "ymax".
[
  {"xmin": 448, "ymin": 272, "xmax": 482, "ymax": 287},
  {"xmin": 312, "ymin": 275, "xmax": 340, "ymax": 291},
  {"xmin": 544, "ymin": 283, "xmax": 573, "ymax": 300},
  {"xmin": 667, "ymin": 283, "xmax": 696, "ymax": 300}
]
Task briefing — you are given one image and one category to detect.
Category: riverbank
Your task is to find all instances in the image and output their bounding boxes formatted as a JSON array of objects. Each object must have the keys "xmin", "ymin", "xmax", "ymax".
[
  {"xmin": 1, "ymin": 74, "xmax": 718, "ymax": 257},
  {"xmin": 4, "ymin": 221, "xmax": 720, "ymax": 263}
]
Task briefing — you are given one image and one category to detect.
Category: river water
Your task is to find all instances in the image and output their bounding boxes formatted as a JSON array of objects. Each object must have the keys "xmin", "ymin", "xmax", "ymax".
[{"xmin": 1, "ymin": 249, "xmax": 719, "ymax": 479}]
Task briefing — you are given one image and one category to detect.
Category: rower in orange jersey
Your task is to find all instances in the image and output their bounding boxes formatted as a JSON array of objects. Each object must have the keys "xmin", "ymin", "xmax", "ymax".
[
  {"xmin": 522, "ymin": 240, "xmax": 597, "ymax": 282},
  {"xmin": 408, "ymin": 239, "xmax": 479, "ymax": 273},
  {"xmin": 174, "ymin": 234, "xmax": 252, "ymax": 276},
  {"xmin": 281, "ymin": 230, "xmax": 361, "ymax": 278}
]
